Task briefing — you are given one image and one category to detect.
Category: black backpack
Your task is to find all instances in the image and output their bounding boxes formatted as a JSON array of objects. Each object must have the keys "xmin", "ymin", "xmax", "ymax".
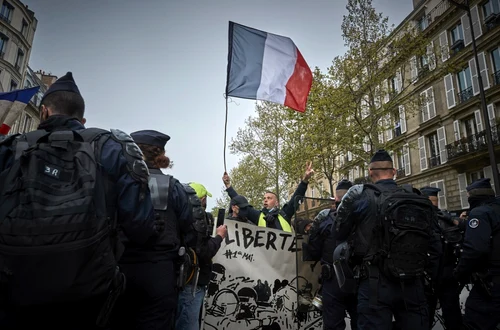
[
  {"xmin": 365, "ymin": 183, "xmax": 434, "ymax": 280},
  {"xmin": 0, "ymin": 128, "xmax": 120, "ymax": 306}
]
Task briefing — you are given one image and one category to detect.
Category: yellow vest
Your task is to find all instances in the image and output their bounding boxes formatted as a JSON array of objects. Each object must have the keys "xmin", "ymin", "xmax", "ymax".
[{"xmin": 258, "ymin": 212, "xmax": 292, "ymax": 232}]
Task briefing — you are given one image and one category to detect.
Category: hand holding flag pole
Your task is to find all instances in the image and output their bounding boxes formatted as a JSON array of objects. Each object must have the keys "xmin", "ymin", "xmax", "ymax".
[{"xmin": 223, "ymin": 21, "xmax": 313, "ymax": 172}]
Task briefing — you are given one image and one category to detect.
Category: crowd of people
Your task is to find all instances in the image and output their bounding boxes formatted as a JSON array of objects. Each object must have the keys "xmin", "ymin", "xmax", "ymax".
[{"xmin": 0, "ymin": 72, "xmax": 498, "ymax": 330}]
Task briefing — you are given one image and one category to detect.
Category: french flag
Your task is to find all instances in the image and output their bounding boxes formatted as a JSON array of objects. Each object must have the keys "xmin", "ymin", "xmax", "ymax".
[
  {"xmin": 226, "ymin": 22, "xmax": 313, "ymax": 113},
  {"xmin": 0, "ymin": 86, "xmax": 40, "ymax": 135}
]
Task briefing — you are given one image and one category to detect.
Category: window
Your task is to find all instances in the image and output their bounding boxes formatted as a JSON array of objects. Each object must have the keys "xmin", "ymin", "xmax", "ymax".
[
  {"xmin": 450, "ymin": 23, "xmax": 464, "ymax": 44},
  {"xmin": 439, "ymin": 31, "xmax": 450, "ymax": 62},
  {"xmin": 420, "ymin": 87, "xmax": 436, "ymax": 123},
  {"xmin": 0, "ymin": 34, "xmax": 7, "ymax": 58},
  {"xmin": 483, "ymin": 0, "xmax": 500, "ymax": 19},
  {"xmin": 469, "ymin": 52, "xmax": 491, "ymax": 95},
  {"xmin": 470, "ymin": 169, "xmax": 485, "ymax": 183},
  {"xmin": 457, "ymin": 66, "xmax": 473, "ymax": 103},
  {"xmin": 461, "ymin": 6, "xmax": 483, "ymax": 47},
  {"xmin": 9, "ymin": 79, "xmax": 17, "ymax": 91},
  {"xmin": 418, "ymin": 15, "xmax": 429, "ymax": 31},
  {"xmin": 0, "ymin": 1, "xmax": 13, "ymax": 23},
  {"xmin": 15, "ymin": 49, "xmax": 24, "ymax": 71},
  {"xmin": 21, "ymin": 113, "xmax": 32, "ymax": 133},
  {"xmin": 428, "ymin": 126, "xmax": 448, "ymax": 168},
  {"xmin": 21, "ymin": 19, "xmax": 28, "ymax": 37},
  {"xmin": 430, "ymin": 180, "xmax": 447, "ymax": 210},
  {"xmin": 428, "ymin": 132, "xmax": 439, "ymax": 167},
  {"xmin": 491, "ymin": 47, "xmax": 500, "ymax": 85},
  {"xmin": 420, "ymin": 55, "xmax": 429, "ymax": 69}
]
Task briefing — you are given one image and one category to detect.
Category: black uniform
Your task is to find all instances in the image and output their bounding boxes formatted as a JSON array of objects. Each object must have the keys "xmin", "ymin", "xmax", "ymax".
[
  {"xmin": 111, "ymin": 131, "xmax": 194, "ymax": 330},
  {"xmin": 454, "ymin": 178, "xmax": 500, "ymax": 330},
  {"xmin": 335, "ymin": 178, "xmax": 441, "ymax": 330},
  {"xmin": 306, "ymin": 208, "xmax": 357, "ymax": 330}
]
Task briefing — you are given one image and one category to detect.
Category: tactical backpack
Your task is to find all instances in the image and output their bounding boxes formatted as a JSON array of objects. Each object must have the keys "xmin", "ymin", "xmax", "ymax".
[
  {"xmin": 0, "ymin": 128, "xmax": 121, "ymax": 306},
  {"xmin": 365, "ymin": 183, "xmax": 434, "ymax": 280}
]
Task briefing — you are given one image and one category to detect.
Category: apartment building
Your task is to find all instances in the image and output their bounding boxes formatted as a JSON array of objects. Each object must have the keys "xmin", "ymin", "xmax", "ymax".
[
  {"xmin": 296, "ymin": 0, "xmax": 500, "ymax": 218},
  {"xmin": 390, "ymin": 0, "xmax": 500, "ymax": 214}
]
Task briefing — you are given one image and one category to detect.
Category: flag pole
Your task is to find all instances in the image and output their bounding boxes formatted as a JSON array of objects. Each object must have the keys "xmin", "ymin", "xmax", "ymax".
[{"xmin": 223, "ymin": 95, "xmax": 228, "ymax": 173}]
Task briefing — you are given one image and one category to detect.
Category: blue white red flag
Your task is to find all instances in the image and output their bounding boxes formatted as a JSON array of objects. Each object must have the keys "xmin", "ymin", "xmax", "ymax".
[
  {"xmin": 226, "ymin": 22, "xmax": 313, "ymax": 112},
  {"xmin": 0, "ymin": 86, "xmax": 40, "ymax": 135}
]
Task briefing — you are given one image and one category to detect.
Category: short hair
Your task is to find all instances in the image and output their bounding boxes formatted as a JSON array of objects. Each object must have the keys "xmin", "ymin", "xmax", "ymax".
[
  {"xmin": 41, "ymin": 91, "xmax": 85, "ymax": 120},
  {"xmin": 264, "ymin": 191, "xmax": 278, "ymax": 199}
]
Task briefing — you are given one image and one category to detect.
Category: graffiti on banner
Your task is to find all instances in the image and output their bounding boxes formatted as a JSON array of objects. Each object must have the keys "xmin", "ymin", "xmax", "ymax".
[{"xmin": 203, "ymin": 219, "xmax": 322, "ymax": 330}]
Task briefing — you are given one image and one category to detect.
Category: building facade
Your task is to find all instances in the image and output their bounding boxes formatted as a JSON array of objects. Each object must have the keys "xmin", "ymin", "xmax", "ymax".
[
  {"xmin": 296, "ymin": 0, "xmax": 500, "ymax": 219},
  {"xmin": 0, "ymin": 0, "xmax": 36, "ymax": 93},
  {"xmin": 8, "ymin": 68, "xmax": 57, "ymax": 134},
  {"xmin": 392, "ymin": 0, "xmax": 500, "ymax": 214}
]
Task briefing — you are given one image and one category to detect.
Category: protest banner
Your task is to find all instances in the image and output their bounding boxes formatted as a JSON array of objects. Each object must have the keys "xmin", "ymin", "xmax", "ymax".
[{"xmin": 203, "ymin": 219, "xmax": 322, "ymax": 330}]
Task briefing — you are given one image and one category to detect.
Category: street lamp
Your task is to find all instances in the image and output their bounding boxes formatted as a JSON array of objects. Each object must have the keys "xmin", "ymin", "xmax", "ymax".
[{"xmin": 449, "ymin": 0, "xmax": 500, "ymax": 194}]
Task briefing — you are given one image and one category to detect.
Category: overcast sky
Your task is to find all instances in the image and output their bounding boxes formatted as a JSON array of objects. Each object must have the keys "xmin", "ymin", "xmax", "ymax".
[{"xmin": 23, "ymin": 0, "xmax": 413, "ymax": 209}]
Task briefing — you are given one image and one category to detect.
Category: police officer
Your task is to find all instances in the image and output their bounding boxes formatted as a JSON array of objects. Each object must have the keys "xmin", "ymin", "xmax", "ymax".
[
  {"xmin": 111, "ymin": 130, "xmax": 194, "ymax": 330},
  {"xmin": 454, "ymin": 178, "xmax": 500, "ymax": 330},
  {"xmin": 306, "ymin": 179, "xmax": 358, "ymax": 330},
  {"xmin": 0, "ymin": 72, "xmax": 156, "ymax": 330},
  {"xmin": 222, "ymin": 161, "xmax": 314, "ymax": 232},
  {"xmin": 175, "ymin": 182, "xmax": 227, "ymax": 330},
  {"xmin": 420, "ymin": 186, "xmax": 464, "ymax": 330},
  {"xmin": 334, "ymin": 150, "xmax": 441, "ymax": 330}
]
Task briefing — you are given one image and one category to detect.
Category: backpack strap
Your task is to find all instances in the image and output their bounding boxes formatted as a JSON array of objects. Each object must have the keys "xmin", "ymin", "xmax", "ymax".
[
  {"xmin": 401, "ymin": 184, "xmax": 414, "ymax": 193},
  {"xmin": 14, "ymin": 130, "xmax": 49, "ymax": 160}
]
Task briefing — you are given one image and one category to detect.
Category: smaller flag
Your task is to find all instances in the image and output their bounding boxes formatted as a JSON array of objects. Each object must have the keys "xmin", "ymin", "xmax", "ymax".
[
  {"xmin": 226, "ymin": 22, "xmax": 313, "ymax": 112},
  {"xmin": 0, "ymin": 86, "xmax": 40, "ymax": 135}
]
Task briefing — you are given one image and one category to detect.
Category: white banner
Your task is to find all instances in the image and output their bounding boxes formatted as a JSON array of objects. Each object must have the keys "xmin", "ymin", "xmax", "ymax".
[{"xmin": 203, "ymin": 220, "xmax": 323, "ymax": 330}]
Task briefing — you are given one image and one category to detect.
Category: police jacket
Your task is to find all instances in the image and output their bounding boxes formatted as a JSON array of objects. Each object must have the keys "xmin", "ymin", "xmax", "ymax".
[
  {"xmin": 455, "ymin": 196, "xmax": 500, "ymax": 278},
  {"xmin": 0, "ymin": 116, "xmax": 156, "ymax": 243},
  {"xmin": 334, "ymin": 179, "xmax": 442, "ymax": 280},
  {"xmin": 305, "ymin": 209, "xmax": 337, "ymax": 265},
  {"xmin": 225, "ymin": 180, "xmax": 308, "ymax": 231},
  {"xmin": 124, "ymin": 168, "xmax": 195, "ymax": 263}
]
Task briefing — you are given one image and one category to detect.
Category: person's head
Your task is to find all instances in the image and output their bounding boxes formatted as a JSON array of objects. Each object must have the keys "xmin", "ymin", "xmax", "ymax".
[
  {"xmin": 39, "ymin": 72, "xmax": 86, "ymax": 124},
  {"xmin": 368, "ymin": 149, "xmax": 396, "ymax": 182},
  {"xmin": 466, "ymin": 178, "xmax": 495, "ymax": 209},
  {"xmin": 130, "ymin": 130, "xmax": 171, "ymax": 169},
  {"xmin": 230, "ymin": 195, "xmax": 250, "ymax": 217},
  {"xmin": 420, "ymin": 186, "xmax": 440, "ymax": 207},
  {"xmin": 335, "ymin": 179, "xmax": 353, "ymax": 204},
  {"xmin": 189, "ymin": 182, "xmax": 212, "ymax": 209},
  {"xmin": 263, "ymin": 191, "xmax": 279, "ymax": 210}
]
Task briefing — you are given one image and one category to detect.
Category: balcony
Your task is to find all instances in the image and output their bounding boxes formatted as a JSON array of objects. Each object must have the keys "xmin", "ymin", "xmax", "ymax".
[
  {"xmin": 396, "ymin": 168, "xmax": 406, "ymax": 179},
  {"xmin": 484, "ymin": 13, "xmax": 500, "ymax": 31},
  {"xmin": 428, "ymin": 155, "xmax": 441, "ymax": 169},
  {"xmin": 494, "ymin": 70, "xmax": 500, "ymax": 86},
  {"xmin": 0, "ymin": 14, "xmax": 10, "ymax": 24},
  {"xmin": 418, "ymin": 65, "xmax": 430, "ymax": 79},
  {"xmin": 427, "ymin": 0, "xmax": 450, "ymax": 25},
  {"xmin": 446, "ymin": 124, "xmax": 500, "ymax": 161},
  {"xmin": 457, "ymin": 86, "xmax": 474, "ymax": 104}
]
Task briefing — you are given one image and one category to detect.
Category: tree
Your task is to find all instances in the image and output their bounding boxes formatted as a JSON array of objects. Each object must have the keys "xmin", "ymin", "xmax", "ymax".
[
  {"xmin": 210, "ymin": 154, "xmax": 276, "ymax": 216},
  {"xmin": 323, "ymin": 0, "xmax": 429, "ymax": 180},
  {"xmin": 229, "ymin": 101, "xmax": 291, "ymax": 204}
]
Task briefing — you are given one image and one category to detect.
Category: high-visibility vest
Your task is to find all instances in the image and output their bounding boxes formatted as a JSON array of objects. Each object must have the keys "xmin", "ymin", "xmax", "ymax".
[{"xmin": 258, "ymin": 212, "xmax": 292, "ymax": 232}]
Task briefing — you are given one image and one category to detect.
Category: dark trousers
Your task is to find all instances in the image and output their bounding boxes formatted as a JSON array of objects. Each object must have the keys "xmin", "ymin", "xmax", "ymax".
[
  {"xmin": 322, "ymin": 276, "xmax": 357, "ymax": 330},
  {"xmin": 111, "ymin": 260, "xmax": 177, "ymax": 330},
  {"xmin": 0, "ymin": 294, "xmax": 108, "ymax": 330},
  {"xmin": 357, "ymin": 274, "xmax": 428, "ymax": 330},
  {"xmin": 427, "ymin": 273, "xmax": 464, "ymax": 330},
  {"xmin": 463, "ymin": 283, "xmax": 500, "ymax": 330}
]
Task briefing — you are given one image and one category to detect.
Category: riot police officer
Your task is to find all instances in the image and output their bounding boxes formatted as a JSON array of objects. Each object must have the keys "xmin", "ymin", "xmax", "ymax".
[
  {"xmin": 0, "ymin": 72, "xmax": 156, "ymax": 330},
  {"xmin": 334, "ymin": 150, "xmax": 440, "ymax": 330},
  {"xmin": 454, "ymin": 178, "xmax": 500, "ymax": 330},
  {"xmin": 420, "ymin": 186, "xmax": 464, "ymax": 330},
  {"xmin": 305, "ymin": 179, "xmax": 357, "ymax": 330},
  {"xmin": 111, "ymin": 130, "xmax": 194, "ymax": 330}
]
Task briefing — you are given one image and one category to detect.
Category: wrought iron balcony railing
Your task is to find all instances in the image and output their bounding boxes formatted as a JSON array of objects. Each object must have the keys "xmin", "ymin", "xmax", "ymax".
[
  {"xmin": 457, "ymin": 86, "xmax": 474, "ymax": 104},
  {"xmin": 494, "ymin": 70, "xmax": 500, "ymax": 86},
  {"xmin": 428, "ymin": 155, "xmax": 441, "ymax": 168},
  {"xmin": 396, "ymin": 168, "xmax": 406, "ymax": 179},
  {"xmin": 446, "ymin": 124, "xmax": 500, "ymax": 161}
]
